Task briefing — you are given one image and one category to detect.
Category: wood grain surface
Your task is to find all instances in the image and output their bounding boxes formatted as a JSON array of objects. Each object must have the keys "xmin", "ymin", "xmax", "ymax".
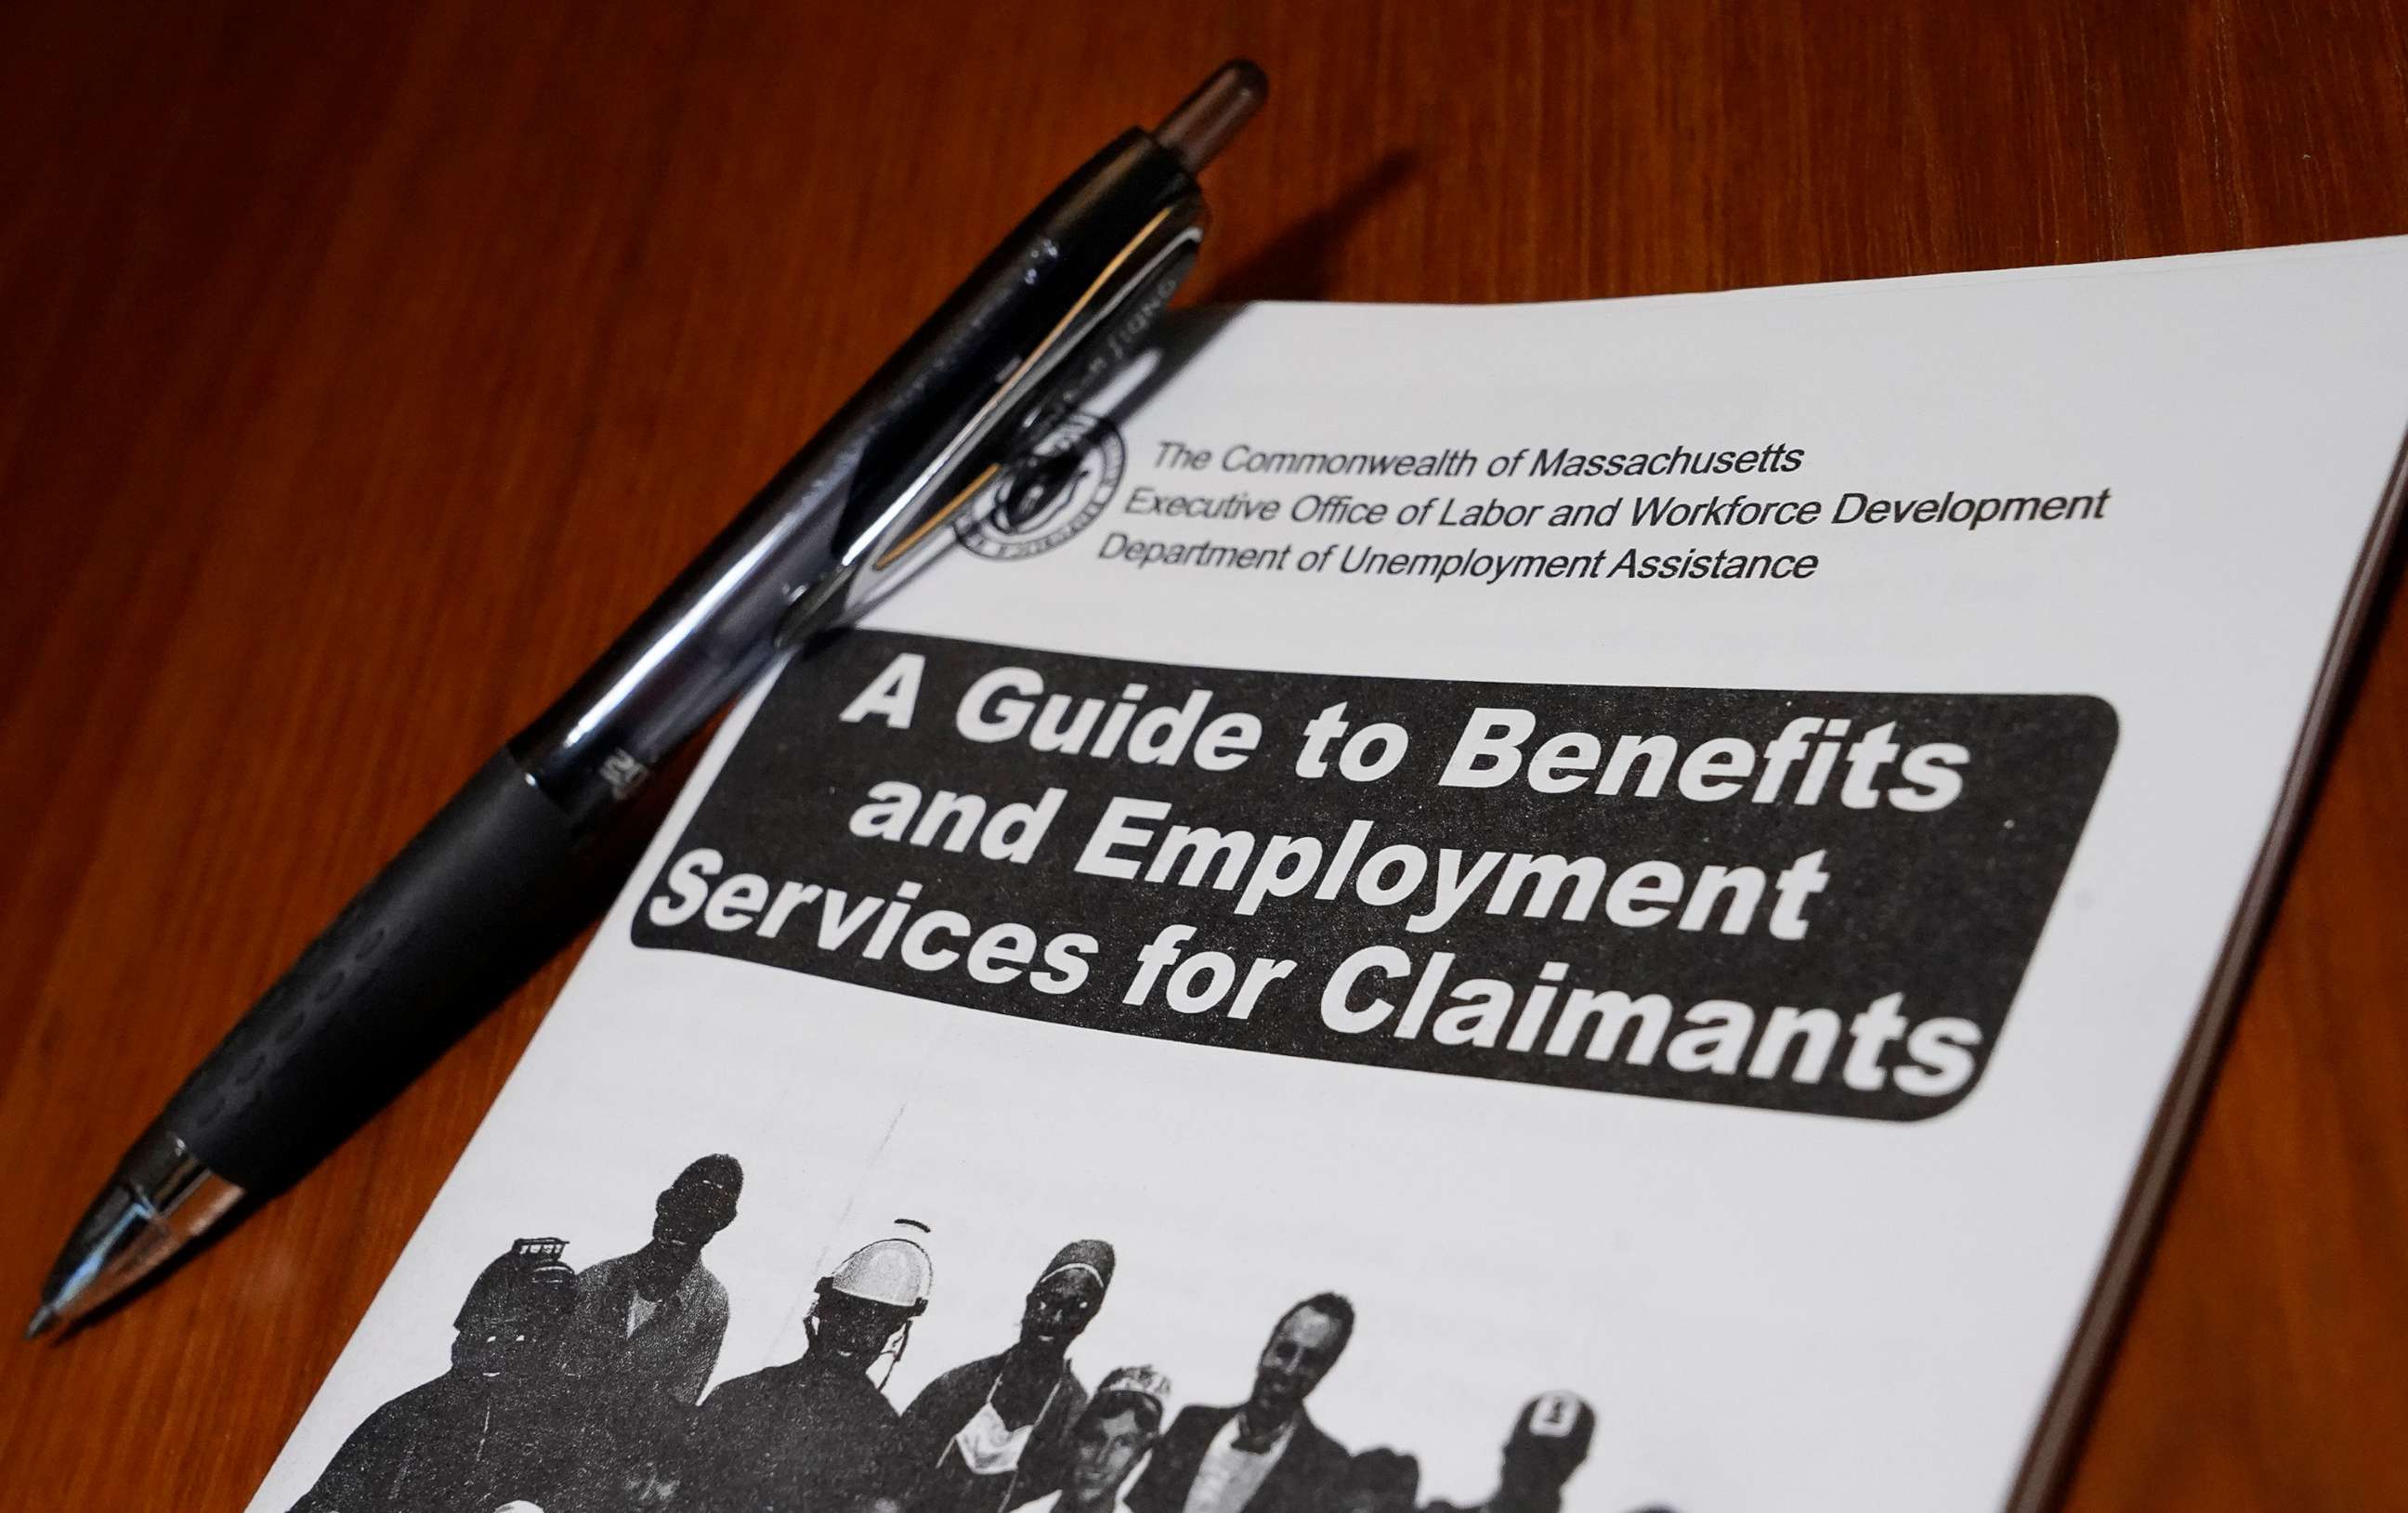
[{"xmin": 3, "ymin": 1, "xmax": 2404, "ymax": 1507}]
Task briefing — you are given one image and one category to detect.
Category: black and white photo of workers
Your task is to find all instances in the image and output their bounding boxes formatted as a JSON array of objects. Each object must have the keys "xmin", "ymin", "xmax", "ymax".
[
  {"xmin": 883, "ymin": 1239, "xmax": 1116, "ymax": 1513},
  {"xmin": 270, "ymin": 1144, "xmax": 1679, "ymax": 1513},
  {"xmin": 1421, "ymin": 1393, "xmax": 1605, "ymax": 1513},
  {"xmin": 1014, "ymin": 1365, "xmax": 1173, "ymax": 1513},
  {"xmin": 1127, "ymin": 1293, "xmax": 1354, "ymax": 1513},
  {"xmin": 288, "ymin": 1238, "xmax": 581, "ymax": 1513},
  {"xmin": 682, "ymin": 1231, "xmax": 935, "ymax": 1513}
]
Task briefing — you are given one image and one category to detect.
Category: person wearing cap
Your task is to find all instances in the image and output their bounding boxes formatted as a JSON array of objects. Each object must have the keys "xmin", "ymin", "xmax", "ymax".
[
  {"xmin": 556, "ymin": 1154, "xmax": 746, "ymax": 1420},
  {"xmin": 1420, "ymin": 1392, "xmax": 1597, "ymax": 1513},
  {"xmin": 288, "ymin": 1237, "xmax": 582, "ymax": 1513},
  {"xmin": 882, "ymin": 1239, "xmax": 1116, "ymax": 1513},
  {"xmin": 680, "ymin": 1233, "xmax": 934, "ymax": 1513},
  {"xmin": 1013, "ymin": 1365, "xmax": 1172, "ymax": 1513},
  {"xmin": 1127, "ymin": 1293, "xmax": 1354, "ymax": 1513}
]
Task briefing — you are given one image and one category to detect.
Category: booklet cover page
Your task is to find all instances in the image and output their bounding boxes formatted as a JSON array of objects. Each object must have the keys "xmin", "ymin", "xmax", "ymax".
[{"xmin": 254, "ymin": 240, "xmax": 2408, "ymax": 1513}]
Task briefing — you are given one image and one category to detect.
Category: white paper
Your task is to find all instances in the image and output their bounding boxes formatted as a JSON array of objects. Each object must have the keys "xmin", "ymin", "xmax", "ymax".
[{"xmin": 251, "ymin": 239, "xmax": 2408, "ymax": 1513}]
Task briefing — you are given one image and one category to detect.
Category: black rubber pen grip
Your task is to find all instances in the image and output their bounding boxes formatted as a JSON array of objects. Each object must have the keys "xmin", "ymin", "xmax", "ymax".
[{"xmin": 159, "ymin": 752, "xmax": 582, "ymax": 1193}]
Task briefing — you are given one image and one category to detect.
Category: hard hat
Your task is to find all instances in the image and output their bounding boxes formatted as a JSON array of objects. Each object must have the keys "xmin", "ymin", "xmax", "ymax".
[
  {"xmin": 454, "ymin": 1237, "xmax": 575, "ymax": 1331},
  {"xmin": 818, "ymin": 1235, "xmax": 933, "ymax": 1315}
]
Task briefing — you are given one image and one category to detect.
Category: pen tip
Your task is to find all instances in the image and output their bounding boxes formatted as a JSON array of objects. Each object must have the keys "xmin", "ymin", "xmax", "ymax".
[
  {"xmin": 1153, "ymin": 60, "xmax": 1270, "ymax": 176},
  {"xmin": 23, "ymin": 1303, "xmax": 59, "ymax": 1341}
]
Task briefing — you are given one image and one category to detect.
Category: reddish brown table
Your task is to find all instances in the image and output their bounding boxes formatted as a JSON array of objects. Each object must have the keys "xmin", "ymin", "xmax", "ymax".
[{"xmin": 3, "ymin": 3, "xmax": 2403, "ymax": 1506}]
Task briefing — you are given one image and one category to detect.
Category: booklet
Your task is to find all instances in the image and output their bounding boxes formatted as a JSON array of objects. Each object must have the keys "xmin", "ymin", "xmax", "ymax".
[{"xmin": 250, "ymin": 239, "xmax": 2408, "ymax": 1513}]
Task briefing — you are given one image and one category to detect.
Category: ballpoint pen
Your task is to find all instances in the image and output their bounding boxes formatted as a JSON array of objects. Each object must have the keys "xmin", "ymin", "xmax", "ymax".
[{"xmin": 30, "ymin": 59, "xmax": 1269, "ymax": 1338}]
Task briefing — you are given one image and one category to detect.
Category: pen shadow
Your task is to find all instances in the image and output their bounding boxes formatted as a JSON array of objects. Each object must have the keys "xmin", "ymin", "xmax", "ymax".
[
  {"xmin": 1057, "ymin": 148, "xmax": 1423, "ymax": 446},
  {"xmin": 1081, "ymin": 152, "xmax": 1423, "ymax": 450},
  {"xmin": 1191, "ymin": 148, "xmax": 1419, "ymax": 305}
]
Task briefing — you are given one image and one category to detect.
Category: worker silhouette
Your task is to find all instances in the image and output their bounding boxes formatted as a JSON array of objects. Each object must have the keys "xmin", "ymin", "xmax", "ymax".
[
  {"xmin": 551, "ymin": 1154, "xmax": 743, "ymax": 1502},
  {"xmin": 681, "ymin": 1232, "xmax": 933, "ymax": 1513},
  {"xmin": 1128, "ymin": 1293, "xmax": 1354, "ymax": 1513},
  {"xmin": 1338, "ymin": 1449, "xmax": 1422, "ymax": 1513},
  {"xmin": 557, "ymin": 1154, "xmax": 744, "ymax": 1411},
  {"xmin": 1420, "ymin": 1392, "xmax": 1597, "ymax": 1513},
  {"xmin": 883, "ymin": 1238, "xmax": 1116, "ymax": 1513},
  {"xmin": 288, "ymin": 1237, "xmax": 581, "ymax": 1513}
]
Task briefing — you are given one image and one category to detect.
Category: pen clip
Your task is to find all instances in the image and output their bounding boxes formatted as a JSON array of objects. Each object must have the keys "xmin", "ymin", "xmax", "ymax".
[{"xmin": 775, "ymin": 197, "xmax": 1210, "ymax": 647}]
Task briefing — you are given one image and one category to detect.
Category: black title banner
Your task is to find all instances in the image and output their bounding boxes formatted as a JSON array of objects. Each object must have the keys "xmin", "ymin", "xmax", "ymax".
[{"xmin": 633, "ymin": 630, "xmax": 2114, "ymax": 1121}]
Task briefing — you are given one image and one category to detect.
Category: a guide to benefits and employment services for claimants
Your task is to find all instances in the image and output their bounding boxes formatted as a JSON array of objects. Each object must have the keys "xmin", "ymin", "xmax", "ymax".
[{"xmin": 255, "ymin": 241, "xmax": 2408, "ymax": 1513}]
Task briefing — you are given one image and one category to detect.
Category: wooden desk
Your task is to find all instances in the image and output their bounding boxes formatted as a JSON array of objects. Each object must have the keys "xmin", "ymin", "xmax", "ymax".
[{"xmin": 2, "ymin": 2, "xmax": 2402, "ymax": 1506}]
